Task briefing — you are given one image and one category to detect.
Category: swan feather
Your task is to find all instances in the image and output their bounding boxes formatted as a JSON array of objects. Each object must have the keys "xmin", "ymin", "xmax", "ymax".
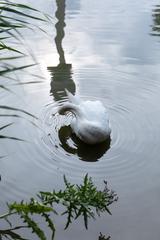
[{"xmin": 58, "ymin": 90, "xmax": 111, "ymax": 144}]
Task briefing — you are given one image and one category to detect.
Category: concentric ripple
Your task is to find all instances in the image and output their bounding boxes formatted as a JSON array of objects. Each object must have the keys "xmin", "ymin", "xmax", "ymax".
[{"xmin": 35, "ymin": 94, "xmax": 160, "ymax": 182}]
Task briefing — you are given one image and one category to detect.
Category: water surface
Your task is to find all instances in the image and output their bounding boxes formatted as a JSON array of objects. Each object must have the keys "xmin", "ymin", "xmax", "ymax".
[{"xmin": 1, "ymin": 0, "xmax": 160, "ymax": 239}]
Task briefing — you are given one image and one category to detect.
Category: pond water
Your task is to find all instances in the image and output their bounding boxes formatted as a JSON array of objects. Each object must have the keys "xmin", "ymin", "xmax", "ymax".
[{"xmin": 1, "ymin": 0, "xmax": 160, "ymax": 239}]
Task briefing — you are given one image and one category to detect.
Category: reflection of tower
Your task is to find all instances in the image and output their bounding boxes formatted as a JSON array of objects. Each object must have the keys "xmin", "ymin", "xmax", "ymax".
[
  {"xmin": 151, "ymin": 6, "xmax": 160, "ymax": 36},
  {"xmin": 55, "ymin": 0, "xmax": 66, "ymax": 65},
  {"xmin": 48, "ymin": 0, "xmax": 75, "ymax": 102}
]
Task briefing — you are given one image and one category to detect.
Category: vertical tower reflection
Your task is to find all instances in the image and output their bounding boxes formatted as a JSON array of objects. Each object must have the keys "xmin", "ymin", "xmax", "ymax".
[{"xmin": 48, "ymin": 0, "xmax": 76, "ymax": 101}]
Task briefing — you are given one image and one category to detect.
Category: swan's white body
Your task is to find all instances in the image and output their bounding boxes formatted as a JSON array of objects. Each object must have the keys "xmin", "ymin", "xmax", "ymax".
[{"xmin": 58, "ymin": 90, "xmax": 111, "ymax": 144}]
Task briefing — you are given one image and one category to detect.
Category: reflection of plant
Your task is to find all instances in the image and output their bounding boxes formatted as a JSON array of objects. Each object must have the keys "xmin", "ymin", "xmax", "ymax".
[
  {"xmin": 152, "ymin": 7, "xmax": 160, "ymax": 35},
  {"xmin": 0, "ymin": 175, "xmax": 118, "ymax": 239}
]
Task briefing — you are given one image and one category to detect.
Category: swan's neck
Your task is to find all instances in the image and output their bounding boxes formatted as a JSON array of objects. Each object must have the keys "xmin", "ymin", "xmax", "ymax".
[{"xmin": 58, "ymin": 103, "xmax": 82, "ymax": 118}]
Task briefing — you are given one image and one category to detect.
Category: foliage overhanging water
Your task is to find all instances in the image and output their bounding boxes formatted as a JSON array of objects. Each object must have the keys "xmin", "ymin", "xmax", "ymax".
[{"xmin": 1, "ymin": 0, "xmax": 160, "ymax": 239}]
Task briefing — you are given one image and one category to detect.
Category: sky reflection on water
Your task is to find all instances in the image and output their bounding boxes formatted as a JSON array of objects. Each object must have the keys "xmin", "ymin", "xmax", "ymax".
[{"xmin": 1, "ymin": 0, "xmax": 160, "ymax": 239}]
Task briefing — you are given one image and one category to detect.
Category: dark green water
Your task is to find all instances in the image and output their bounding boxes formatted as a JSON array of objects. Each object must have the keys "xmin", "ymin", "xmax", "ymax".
[{"xmin": 1, "ymin": 0, "xmax": 160, "ymax": 239}]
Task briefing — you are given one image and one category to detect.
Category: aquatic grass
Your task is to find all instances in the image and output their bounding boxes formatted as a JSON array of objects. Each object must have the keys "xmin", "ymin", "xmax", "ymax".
[
  {"xmin": 0, "ymin": 41, "xmax": 23, "ymax": 54},
  {"xmin": 0, "ymin": 84, "xmax": 12, "ymax": 92},
  {"xmin": 0, "ymin": 1, "xmax": 46, "ymax": 22},
  {"xmin": 0, "ymin": 123, "xmax": 13, "ymax": 131},
  {"xmin": 0, "ymin": 110, "xmax": 39, "ymax": 136},
  {"xmin": 0, "ymin": 123, "xmax": 24, "ymax": 141},
  {"xmin": 0, "ymin": 1, "xmax": 40, "ymax": 11},
  {"xmin": 0, "ymin": 0, "xmax": 47, "ymax": 80},
  {"xmin": 0, "ymin": 114, "xmax": 22, "ymax": 118},
  {"xmin": 0, "ymin": 227, "xmax": 29, "ymax": 240},
  {"xmin": 0, "ymin": 3, "xmax": 49, "ymax": 99},
  {"xmin": 0, "ymin": 63, "xmax": 36, "ymax": 75},
  {"xmin": 0, "ymin": 1, "xmax": 49, "ymax": 150},
  {"xmin": 0, "ymin": 105, "xmax": 37, "ymax": 119},
  {"xmin": 12, "ymin": 80, "xmax": 43, "ymax": 85},
  {"xmin": 0, "ymin": 135, "xmax": 24, "ymax": 141},
  {"xmin": 0, "ymin": 0, "xmax": 50, "ymax": 93},
  {"xmin": 0, "ymin": 55, "xmax": 24, "ymax": 61},
  {"xmin": 0, "ymin": 175, "xmax": 117, "ymax": 240}
]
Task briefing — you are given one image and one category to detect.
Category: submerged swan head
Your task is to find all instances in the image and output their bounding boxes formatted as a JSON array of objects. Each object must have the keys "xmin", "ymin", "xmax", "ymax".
[{"xmin": 58, "ymin": 90, "xmax": 111, "ymax": 144}]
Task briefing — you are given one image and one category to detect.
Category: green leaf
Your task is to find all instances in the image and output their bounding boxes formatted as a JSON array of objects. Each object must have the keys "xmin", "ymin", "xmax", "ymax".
[
  {"xmin": 0, "ymin": 14, "xmax": 30, "ymax": 25},
  {"xmin": 0, "ymin": 6, "xmax": 45, "ymax": 22},
  {"xmin": 0, "ymin": 123, "xmax": 13, "ymax": 131},
  {"xmin": 0, "ymin": 135, "xmax": 24, "ymax": 141},
  {"xmin": 0, "ymin": 105, "xmax": 37, "ymax": 119},
  {"xmin": 42, "ymin": 213, "xmax": 55, "ymax": 240},
  {"xmin": 0, "ymin": 55, "xmax": 24, "ymax": 61},
  {"xmin": 0, "ymin": 63, "xmax": 36, "ymax": 75},
  {"xmin": 0, "ymin": 114, "xmax": 21, "ymax": 118},
  {"xmin": 0, "ymin": 1, "xmax": 40, "ymax": 12},
  {"xmin": 40, "ymin": 175, "xmax": 118, "ymax": 229},
  {"xmin": 13, "ymin": 80, "xmax": 43, "ymax": 85},
  {"xmin": 9, "ymin": 199, "xmax": 52, "ymax": 215},
  {"xmin": 22, "ymin": 214, "xmax": 47, "ymax": 240},
  {"xmin": 0, "ymin": 229, "xmax": 28, "ymax": 239},
  {"xmin": 0, "ymin": 176, "xmax": 117, "ymax": 238},
  {"xmin": 0, "ymin": 84, "xmax": 12, "ymax": 92}
]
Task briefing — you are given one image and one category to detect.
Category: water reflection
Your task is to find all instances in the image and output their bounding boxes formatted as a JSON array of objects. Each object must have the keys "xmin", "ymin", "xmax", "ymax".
[
  {"xmin": 46, "ymin": 0, "xmax": 111, "ymax": 162},
  {"xmin": 66, "ymin": 0, "xmax": 81, "ymax": 17},
  {"xmin": 151, "ymin": 5, "xmax": 160, "ymax": 36},
  {"xmin": 48, "ymin": 0, "xmax": 75, "ymax": 101},
  {"xmin": 58, "ymin": 126, "xmax": 111, "ymax": 162}
]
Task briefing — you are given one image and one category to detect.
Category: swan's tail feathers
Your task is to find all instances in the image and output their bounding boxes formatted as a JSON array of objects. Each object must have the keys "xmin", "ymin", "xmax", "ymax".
[
  {"xmin": 65, "ymin": 89, "xmax": 81, "ymax": 105},
  {"xmin": 58, "ymin": 103, "xmax": 82, "ymax": 118}
]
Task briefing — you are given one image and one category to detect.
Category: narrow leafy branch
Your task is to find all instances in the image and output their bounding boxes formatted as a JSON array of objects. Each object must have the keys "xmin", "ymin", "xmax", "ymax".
[
  {"xmin": 0, "ymin": 175, "xmax": 118, "ymax": 240},
  {"xmin": 39, "ymin": 175, "xmax": 118, "ymax": 229}
]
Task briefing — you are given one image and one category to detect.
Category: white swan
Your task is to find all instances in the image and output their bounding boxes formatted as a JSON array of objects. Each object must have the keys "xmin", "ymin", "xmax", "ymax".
[{"xmin": 58, "ymin": 90, "xmax": 111, "ymax": 144}]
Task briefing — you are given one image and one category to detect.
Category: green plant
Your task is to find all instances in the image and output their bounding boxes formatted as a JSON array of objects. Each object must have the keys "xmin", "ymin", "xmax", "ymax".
[
  {"xmin": 98, "ymin": 232, "xmax": 111, "ymax": 240},
  {"xmin": 0, "ymin": 0, "xmax": 46, "ymax": 81},
  {"xmin": 0, "ymin": 175, "xmax": 118, "ymax": 239},
  {"xmin": 0, "ymin": 0, "xmax": 47, "ymax": 152},
  {"xmin": 39, "ymin": 175, "xmax": 118, "ymax": 229}
]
